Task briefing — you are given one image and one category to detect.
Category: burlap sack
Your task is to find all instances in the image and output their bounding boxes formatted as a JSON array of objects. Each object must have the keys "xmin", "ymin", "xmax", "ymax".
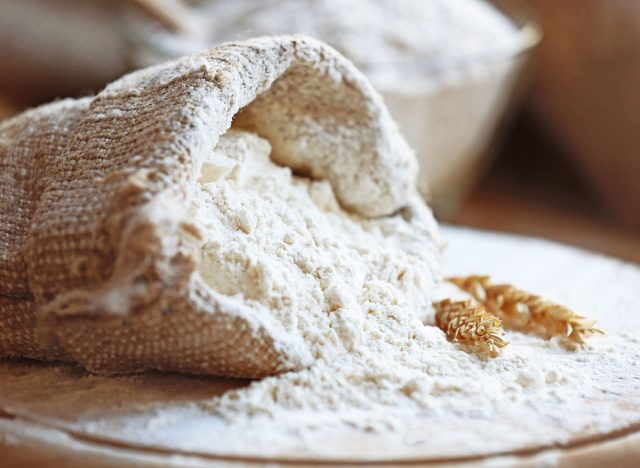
[{"xmin": 0, "ymin": 36, "xmax": 417, "ymax": 378}]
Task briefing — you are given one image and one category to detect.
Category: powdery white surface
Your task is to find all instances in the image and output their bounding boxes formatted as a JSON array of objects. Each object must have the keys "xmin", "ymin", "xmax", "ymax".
[
  {"xmin": 133, "ymin": 0, "xmax": 519, "ymax": 89},
  {"xmin": 191, "ymin": 129, "xmax": 440, "ymax": 369},
  {"xmin": 0, "ymin": 227, "xmax": 639, "ymax": 462},
  {"xmin": 90, "ymin": 236, "xmax": 640, "ymax": 458},
  {"xmin": 186, "ymin": 233, "xmax": 640, "ymax": 460}
]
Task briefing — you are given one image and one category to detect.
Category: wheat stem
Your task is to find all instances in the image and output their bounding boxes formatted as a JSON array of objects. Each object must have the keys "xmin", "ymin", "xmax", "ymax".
[{"xmin": 447, "ymin": 275, "xmax": 604, "ymax": 344}]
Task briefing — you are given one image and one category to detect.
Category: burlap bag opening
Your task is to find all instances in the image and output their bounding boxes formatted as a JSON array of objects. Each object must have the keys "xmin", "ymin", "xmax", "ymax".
[{"xmin": 0, "ymin": 36, "xmax": 419, "ymax": 378}]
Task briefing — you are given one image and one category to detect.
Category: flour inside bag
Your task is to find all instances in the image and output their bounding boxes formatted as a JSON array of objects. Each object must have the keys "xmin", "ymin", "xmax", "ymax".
[{"xmin": 0, "ymin": 36, "xmax": 440, "ymax": 378}]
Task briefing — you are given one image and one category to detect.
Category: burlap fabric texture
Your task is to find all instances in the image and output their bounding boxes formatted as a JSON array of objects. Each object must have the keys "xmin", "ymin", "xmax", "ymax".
[{"xmin": 0, "ymin": 36, "xmax": 418, "ymax": 378}]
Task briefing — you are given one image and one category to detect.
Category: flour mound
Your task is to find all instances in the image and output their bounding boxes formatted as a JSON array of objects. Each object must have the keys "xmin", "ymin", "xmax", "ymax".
[
  {"xmin": 192, "ymin": 129, "xmax": 439, "ymax": 367},
  {"xmin": 189, "ymin": 232, "xmax": 640, "ymax": 459}
]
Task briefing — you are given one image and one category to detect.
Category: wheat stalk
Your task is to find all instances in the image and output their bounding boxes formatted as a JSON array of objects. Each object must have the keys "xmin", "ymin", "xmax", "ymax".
[
  {"xmin": 447, "ymin": 275, "xmax": 604, "ymax": 344},
  {"xmin": 433, "ymin": 299, "xmax": 508, "ymax": 358}
]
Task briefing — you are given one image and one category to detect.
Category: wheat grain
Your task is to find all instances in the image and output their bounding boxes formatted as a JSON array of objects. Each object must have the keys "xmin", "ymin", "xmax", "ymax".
[
  {"xmin": 434, "ymin": 299, "xmax": 508, "ymax": 358},
  {"xmin": 448, "ymin": 275, "xmax": 604, "ymax": 344}
]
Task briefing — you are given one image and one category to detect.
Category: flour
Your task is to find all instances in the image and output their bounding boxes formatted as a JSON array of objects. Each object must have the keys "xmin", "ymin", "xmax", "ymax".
[
  {"xmin": 198, "ymin": 299, "xmax": 640, "ymax": 458},
  {"xmin": 1, "ymin": 229, "xmax": 639, "ymax": 461},
  {"xmin": 176, "ymin": 131, "xmax": 640, "ymax": 458},
  {"xmin": 190, "ymin": 129, "xmax": 440, "ymax": 368},
  {"xmin": 134, "ymin": 0, "xmax": 519, "ymax": 89}
]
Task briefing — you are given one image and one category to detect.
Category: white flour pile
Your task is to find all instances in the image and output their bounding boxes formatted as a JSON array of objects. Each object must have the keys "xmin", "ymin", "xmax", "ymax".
[
  {"xmin": 2, "ymin": 226, "xmax": 640, "ymax": 461},
  {"xmin": 144, "ymin": 129, "xmax": 640, "ymax": 458},
  {"xmin": 190, "ymin": 129, "xmax": 440, "ymax": 366},
  {"xmin": 133, "ymin": 0, "xmax": 519, "ymax": 89},
  {"xmin": 195, "ymin": 304, "xmax": 640, "ymax": 458}
]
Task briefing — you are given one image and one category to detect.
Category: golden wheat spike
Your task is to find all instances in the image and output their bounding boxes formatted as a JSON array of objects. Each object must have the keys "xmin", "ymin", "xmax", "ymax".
[
  {"xmin": 433, "ymin": 299, "xmax": 508, "ymax": 358},
  {"xmin": 447, "ymin": 275, "xmax": 604, "ymax": 344}
]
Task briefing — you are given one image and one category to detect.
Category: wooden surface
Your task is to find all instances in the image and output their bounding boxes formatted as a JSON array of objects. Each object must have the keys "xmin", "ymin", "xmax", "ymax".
[{"xmin": 1, "ymin": 226, "xmax": 639, "ymax": 467}]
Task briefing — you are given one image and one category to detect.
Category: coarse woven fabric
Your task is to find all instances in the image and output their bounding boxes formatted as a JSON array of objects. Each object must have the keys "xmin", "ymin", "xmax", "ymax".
[{"xmin": 0, "ymin": 35, "xmax": 423, "ymax": 378}]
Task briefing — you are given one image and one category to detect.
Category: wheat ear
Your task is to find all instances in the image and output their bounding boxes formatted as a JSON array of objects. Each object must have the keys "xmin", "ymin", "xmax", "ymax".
[
  {"xmin": 447, "ymin": 275, "xmax": 604, "ymax": 344},
  {"xmin": 434, "ymin": 299, "xmax": 508, "ymax": 358}
]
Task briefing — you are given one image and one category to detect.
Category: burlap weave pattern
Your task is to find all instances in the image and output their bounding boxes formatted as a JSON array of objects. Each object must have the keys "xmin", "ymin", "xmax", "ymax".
[{"xmin": 0, "ymin": 36, "xmax": 416, "ymax": 378}]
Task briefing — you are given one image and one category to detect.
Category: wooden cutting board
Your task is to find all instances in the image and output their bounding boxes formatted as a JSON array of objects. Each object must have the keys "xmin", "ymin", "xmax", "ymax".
[{"xmin": 1, "ymin": 226, "xmax": 639, "ymax": 467}]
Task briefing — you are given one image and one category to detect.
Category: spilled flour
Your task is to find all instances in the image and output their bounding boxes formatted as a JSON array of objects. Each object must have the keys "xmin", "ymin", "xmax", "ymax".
[
  {"xmin": 1, "ymin": 126, "xmax": 637, "ymax": 460},
  {"xmin": 1, "ymin": 228, "xmax": 640, "ymax": 461},
  {"xmin": 149, "ymin": 130, "xmax": 640, "ymax": 458}
]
